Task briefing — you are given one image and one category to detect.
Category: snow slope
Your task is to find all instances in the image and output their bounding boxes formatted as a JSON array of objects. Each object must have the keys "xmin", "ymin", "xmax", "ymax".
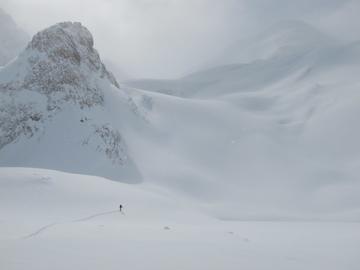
[
  {"xmin": 212, "ymin": 20, "xmax": 334, "ymax": 66},
  {"xmin": 0, "ymin": 8, "xmax": 29, "ymax": 66},
  {"xmin": 122, "ymin": 21, "xmax": 360, "ymax": 220},
  {"xmin": 1, "ymin": 167, "xmax": 360, "ymax": 270}
]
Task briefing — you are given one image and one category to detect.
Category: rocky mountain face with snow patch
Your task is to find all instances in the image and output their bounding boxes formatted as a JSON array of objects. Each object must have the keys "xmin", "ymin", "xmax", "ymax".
[{"xmin": 0, "ymin": 22, "xmax": 142, "ymax": 182}]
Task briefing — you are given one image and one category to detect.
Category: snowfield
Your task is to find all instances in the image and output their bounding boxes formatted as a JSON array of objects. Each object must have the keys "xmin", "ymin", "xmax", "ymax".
[
  {"xmin": 1, "ymin": 16, "xmax": 360, "ymax": 270},
  {"xmin": 1, "ymin": 167, "xmax": 360, "ymax": 270}
]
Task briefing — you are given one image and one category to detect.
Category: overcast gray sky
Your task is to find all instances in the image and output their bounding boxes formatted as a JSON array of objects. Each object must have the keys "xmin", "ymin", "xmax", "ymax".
[{"xmin": 1, "ymin": 0, "xmax": 359, "ymax": 78}]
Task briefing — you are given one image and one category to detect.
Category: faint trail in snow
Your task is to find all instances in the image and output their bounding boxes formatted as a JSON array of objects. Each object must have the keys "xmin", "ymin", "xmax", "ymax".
[
  {"xmin": 21, "ymin": 210, "xmax": 120, "ymax": 240},
  {"xmin": 22, "ymin": 223, "xmax": 58, "ymax": 239},
  {"xmin": 72, "ymin": 210, "xmax": 118, "ymax": 222}
]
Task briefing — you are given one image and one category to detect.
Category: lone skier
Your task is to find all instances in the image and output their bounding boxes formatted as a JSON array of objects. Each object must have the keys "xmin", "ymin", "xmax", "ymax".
[{"xmin": 119, "ymin": 204, "xmax": 123, "ymax": 212}]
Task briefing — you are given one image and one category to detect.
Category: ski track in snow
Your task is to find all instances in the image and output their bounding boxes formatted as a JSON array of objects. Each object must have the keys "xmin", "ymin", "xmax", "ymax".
[
  {"xmin": 72, "ymin": 210, "xmax": 119, "ymax": 222},
  {"xmin": 21, "ymin": 210, "xmax": 119, "ymax": 240},
  {"xmin": 22, "ymin": 223, "xmax": 58, "ymax": 239}
]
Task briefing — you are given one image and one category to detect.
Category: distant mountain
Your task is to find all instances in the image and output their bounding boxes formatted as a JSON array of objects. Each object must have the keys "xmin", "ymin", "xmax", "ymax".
[
  {"xmin": 103, "ymin": 58, "xmax": 132, "ymax": 82},
  {"xmin": 0, "ymin": 8, "xmax": 29, "ymax": 66},
  {"xmin": 0, "ymin": 22, "xmax": 144, "ymax": 182},
  {"xmin": 124, "ymin": 20, "xmax": 355, "ymax": 98},
  {"xmin": 214, "ymin": 20, "xmax": 334, "ymax": 66}
]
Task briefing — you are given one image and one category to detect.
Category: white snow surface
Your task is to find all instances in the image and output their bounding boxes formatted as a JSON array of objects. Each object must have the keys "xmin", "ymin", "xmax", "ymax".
[
  {"xmin": 123, "ymin": 21, "xmax": 360, "ymax": 221},
  {"xmin": 1, "ymin": 167, "xmax": 359, "ymax": 270}
]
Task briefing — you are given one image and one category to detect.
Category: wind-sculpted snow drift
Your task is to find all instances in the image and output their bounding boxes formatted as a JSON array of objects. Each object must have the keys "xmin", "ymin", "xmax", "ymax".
[{"xmin": 0, "ymin": 22, "xmax": 142, "ymax": 182}]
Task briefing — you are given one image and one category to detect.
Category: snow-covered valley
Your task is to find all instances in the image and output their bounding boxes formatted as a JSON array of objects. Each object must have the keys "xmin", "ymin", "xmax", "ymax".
[
  {"xmin": 1, "ymin": 167, "xmax": 360, "ymax": 270},
  {"xmin": 1, "ymin": 6, "xmax": 360, "ymax": 270}
]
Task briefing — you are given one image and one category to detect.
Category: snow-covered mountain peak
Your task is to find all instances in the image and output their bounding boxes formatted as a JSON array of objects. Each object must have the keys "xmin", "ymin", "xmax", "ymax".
[
  {"xmin": 0, "ymin": 22, "xmax": 142, "ymax": 181},
  {"xmin": 27, "ymin": 22, "xmax": 117, "ymax": 82},
  {"xmin": 30, "ymin": 22, "xmax": 93, "ymax": 49},
  {"xmin": 0, "ymin": 21, "xmax": 120, "ymax": 111},
  {"xmin": 0, "ymin": 8, "xmax": 13, "ymax": 25},
  {"xmin": 25, "ymin": 21, "xmax": 119, "ymax": 89},
  {"xmin": 28, "ymin": 22, "xmax": 94, "ymax": 64},
  {"xmin": 0, "ymin": 8, "xmax": 29, "ymax": 66}
]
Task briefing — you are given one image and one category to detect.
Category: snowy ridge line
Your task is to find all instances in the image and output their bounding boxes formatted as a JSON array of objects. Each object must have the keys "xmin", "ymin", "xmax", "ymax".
[{"xmin": 21, "ymin": 210, "xmax": 120, "ymax": 240}]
